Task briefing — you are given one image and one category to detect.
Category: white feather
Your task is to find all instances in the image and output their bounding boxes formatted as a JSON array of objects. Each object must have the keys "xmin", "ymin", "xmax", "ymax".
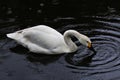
[{"xmin": 6, "ymin": 25, "xmax": 91, "ymax": 54}]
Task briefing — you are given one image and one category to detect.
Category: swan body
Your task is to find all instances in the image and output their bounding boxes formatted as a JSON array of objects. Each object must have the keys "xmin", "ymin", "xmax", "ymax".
[{"xmin": 6, "ymin": 25, "xmax": 92, "ymax": 54}]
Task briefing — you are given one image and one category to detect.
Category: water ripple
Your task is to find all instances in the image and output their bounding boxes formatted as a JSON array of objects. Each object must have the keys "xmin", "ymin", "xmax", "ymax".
[{"xmin": 64, "ymin": 21, "xmax": 120, "ymax": 77}]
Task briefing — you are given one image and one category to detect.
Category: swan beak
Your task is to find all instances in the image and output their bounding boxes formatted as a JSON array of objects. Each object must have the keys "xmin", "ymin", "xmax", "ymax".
[
  {"xmin": 87, "ymin": 42, "xmax": 92, "ymax": 48},
  {"xmin": 88, "ymin": 42, "xmax": 96, "ymax": 53}
]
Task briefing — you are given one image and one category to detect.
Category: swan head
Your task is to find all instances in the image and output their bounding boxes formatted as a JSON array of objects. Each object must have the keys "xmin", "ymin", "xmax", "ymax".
[
  {"xmin": 78, "ymin": 34, "xmax": 96, "ymax": 53},
  {"xmin": 78, "ymin": 34, "xmax": 91, "ymax": 47}
]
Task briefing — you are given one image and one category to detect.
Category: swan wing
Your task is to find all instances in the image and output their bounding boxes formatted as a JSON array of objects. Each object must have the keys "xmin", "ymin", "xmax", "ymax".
[
  {"xmin": 7, "ymin": 25, "xmax": 69, "ymax": 54},
  {"xmin": 23, "ymin": 29, "xmax": 63, "ymax": 50}
]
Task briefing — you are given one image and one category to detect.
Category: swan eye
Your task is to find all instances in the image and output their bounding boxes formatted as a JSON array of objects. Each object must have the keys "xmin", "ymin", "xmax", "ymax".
[{"xmin": 86, "ymin": 41, "xmax": 89, "ymax": 43}]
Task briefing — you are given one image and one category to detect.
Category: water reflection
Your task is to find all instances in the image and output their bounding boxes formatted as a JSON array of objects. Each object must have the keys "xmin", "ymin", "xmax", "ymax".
[
  {"xmin": 65, "ymin": 45, "xmax": 96, "ymax": 66},
  {"xmin": 26, "ymin": 53, "xmax": 63, "ymax": 65}
]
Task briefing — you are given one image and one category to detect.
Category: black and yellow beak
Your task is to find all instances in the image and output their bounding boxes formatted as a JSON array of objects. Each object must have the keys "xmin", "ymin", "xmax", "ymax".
[{"xmin": 87, "ymin": 42, "xmax": 96, "ymax": 53}]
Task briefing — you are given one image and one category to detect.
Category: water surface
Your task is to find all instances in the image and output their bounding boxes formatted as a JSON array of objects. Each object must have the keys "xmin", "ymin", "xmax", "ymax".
[{"xmin": 0, "ymin": 16, "xmax": 120, "ymax": 80}]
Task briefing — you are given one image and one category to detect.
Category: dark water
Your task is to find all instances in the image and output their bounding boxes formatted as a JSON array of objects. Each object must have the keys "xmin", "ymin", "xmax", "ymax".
[{"xmin": 0, "ymin": 16, "xmax": 120, "ymax": 80}]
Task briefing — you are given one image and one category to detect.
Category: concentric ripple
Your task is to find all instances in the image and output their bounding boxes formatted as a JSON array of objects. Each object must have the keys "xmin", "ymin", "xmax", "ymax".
[{"xmin": 64, "ymin": 21, "xmax": 120, "ymax": 76}]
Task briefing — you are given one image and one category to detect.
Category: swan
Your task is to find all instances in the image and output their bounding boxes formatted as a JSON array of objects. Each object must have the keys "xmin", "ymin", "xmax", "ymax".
[{"xmin": 6, "ymin": 25, "xmax": 95, "ymax": 54}]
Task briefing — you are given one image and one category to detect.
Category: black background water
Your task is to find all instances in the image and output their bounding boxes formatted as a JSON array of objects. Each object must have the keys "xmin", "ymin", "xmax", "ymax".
[{"xmin": 0, "ymin": 0, "xmax": 120, "ymax": 80}]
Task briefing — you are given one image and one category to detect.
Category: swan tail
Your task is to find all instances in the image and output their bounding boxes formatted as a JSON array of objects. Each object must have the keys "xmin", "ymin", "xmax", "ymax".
[{"xmin": 6, "ymin": 33, "xmax": 15, "ymax": 39}]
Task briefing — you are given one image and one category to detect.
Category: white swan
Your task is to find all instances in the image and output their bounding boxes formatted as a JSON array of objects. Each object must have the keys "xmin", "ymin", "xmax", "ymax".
[{"xmin": 6, "ymin": 25, "xmax": 94, "ymax": 54}]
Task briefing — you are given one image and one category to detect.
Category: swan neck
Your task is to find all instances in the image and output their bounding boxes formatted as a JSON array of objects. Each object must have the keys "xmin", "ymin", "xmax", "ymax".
[{"xmin": 63, "ymin": 30, "xmax": 80, "ymax": 52}]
